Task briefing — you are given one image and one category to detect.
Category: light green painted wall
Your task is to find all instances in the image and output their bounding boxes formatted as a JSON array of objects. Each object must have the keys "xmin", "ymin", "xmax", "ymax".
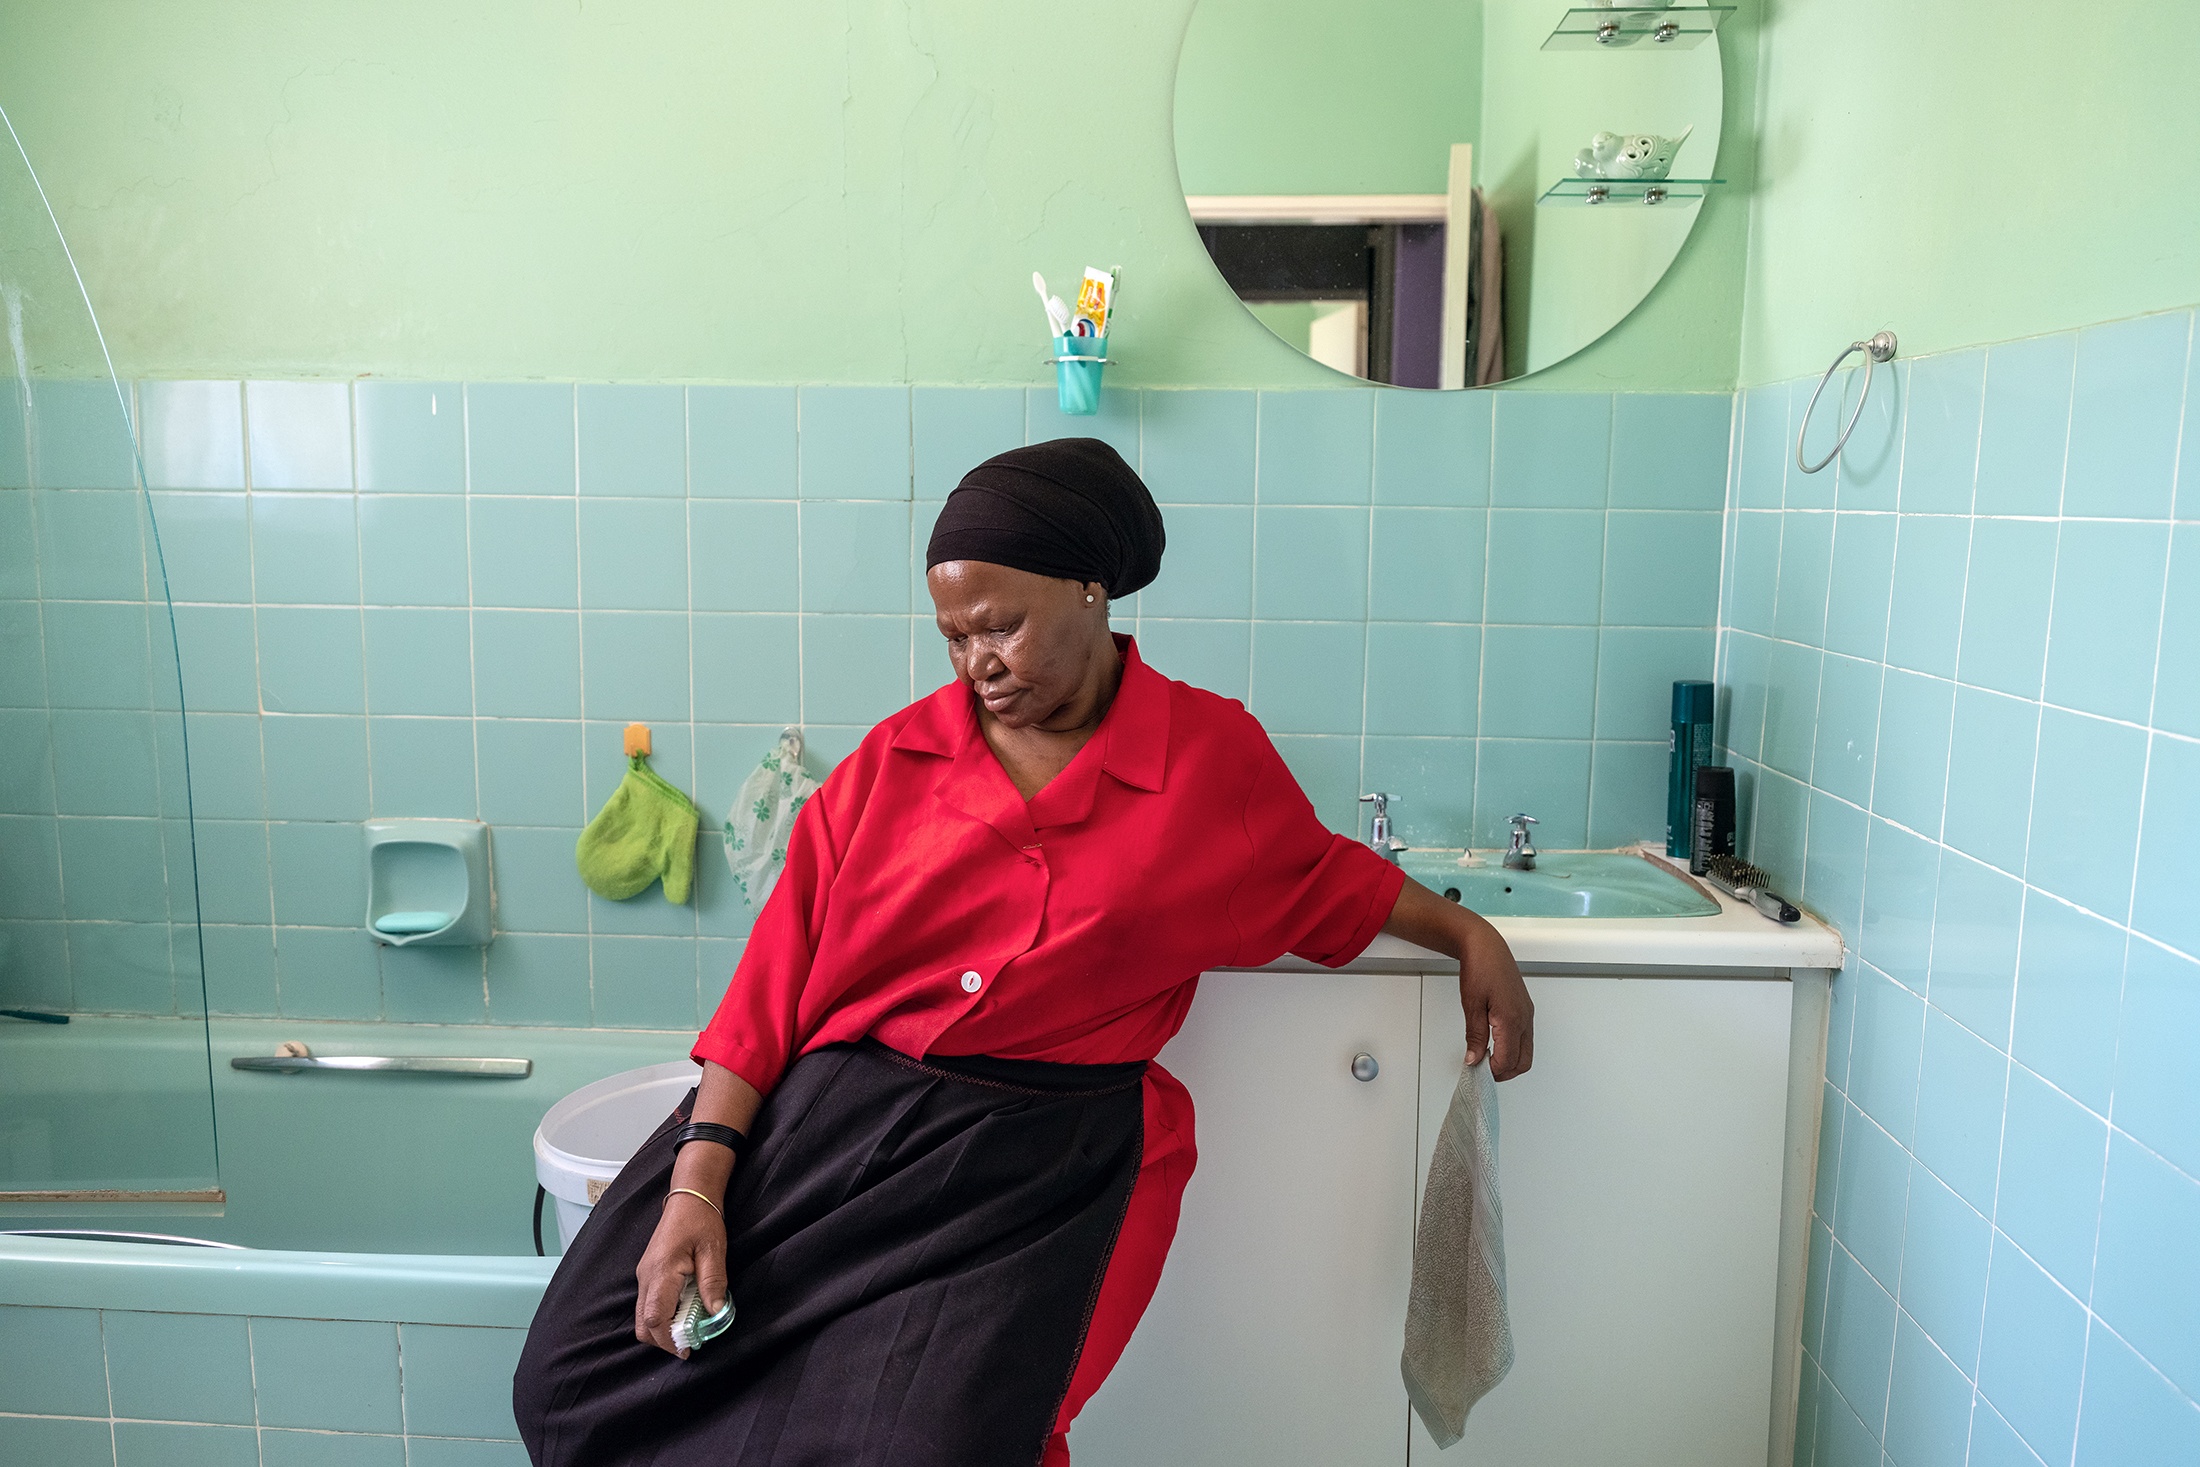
[
  {"xmin": 1739, "ymin": 0, "xmax": 2200, "ymax": 384},
  {"xmin": 0, "ymin": 0, "xmax": 1756, "ymax": 391},
  {"xmin": 1172, "ymin": 0, "xmax": 1480, "ymax": 197}
]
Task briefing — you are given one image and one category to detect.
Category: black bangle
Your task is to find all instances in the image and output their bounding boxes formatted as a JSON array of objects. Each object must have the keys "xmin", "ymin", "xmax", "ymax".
[{"xmin": 673, "ymin": 1121, "xmax": 749, "ymax": 1158}]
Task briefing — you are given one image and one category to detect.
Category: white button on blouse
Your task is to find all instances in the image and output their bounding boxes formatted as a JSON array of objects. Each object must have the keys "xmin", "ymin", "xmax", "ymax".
[{"xmin": 960, "ymin": 970, "xmax": 982, "ymax": 993}]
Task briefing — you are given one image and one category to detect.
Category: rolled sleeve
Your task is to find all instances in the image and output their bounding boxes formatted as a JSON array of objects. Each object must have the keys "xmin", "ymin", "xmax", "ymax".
[
  {"xmin": 1225, "ymin": 735, "xmax": 1406, "ymax": 968},
  {"xmin": 692, "ymin": 790, "xmax": 840, "ymax": 1096}
]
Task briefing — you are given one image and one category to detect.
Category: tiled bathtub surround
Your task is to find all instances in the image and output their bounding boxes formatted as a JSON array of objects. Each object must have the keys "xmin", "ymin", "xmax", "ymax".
[
  {"xmin": 0, "ymin": 379, "xmax": 204, "ymax": 1023},
  {"xmin": 0, "ymin": 1303, "xmax": 527, "ymax": 1466},
  {"xmin": 1718, "ymin": 308, "xmax": 2200, "ymax": 1464},
  {"xmin": 1, "ymin": 380, "xmax": 1724, "ymax": 1031}
]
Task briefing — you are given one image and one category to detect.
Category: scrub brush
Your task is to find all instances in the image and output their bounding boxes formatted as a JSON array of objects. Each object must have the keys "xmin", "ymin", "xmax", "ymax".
[
  {"xmin": 670, "ymin": 1278, "xmax": 736, "ymax": 1355},
  {"xmin": 1702, "ymin": 855, "xmax": 1801, "ymax": 924}
]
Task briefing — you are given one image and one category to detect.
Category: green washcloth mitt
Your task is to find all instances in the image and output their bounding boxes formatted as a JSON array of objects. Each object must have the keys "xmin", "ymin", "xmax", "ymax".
[{"xmin": 576, "ymin": 755, "xmax": 700, "ymax": 904}]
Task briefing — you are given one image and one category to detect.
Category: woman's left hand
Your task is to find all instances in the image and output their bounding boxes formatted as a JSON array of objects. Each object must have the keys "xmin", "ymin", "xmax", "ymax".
[
  {"xmin": 1381, "ymin": 877, "xmax": 1535, "ymax": 1080},
  {"xmin": 1455, "ymin": 913, "xmax": 1532, "ymax": 1079}
]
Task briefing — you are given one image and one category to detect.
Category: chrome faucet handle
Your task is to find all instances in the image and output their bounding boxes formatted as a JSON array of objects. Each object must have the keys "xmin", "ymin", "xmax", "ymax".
[
  {"xmin": 1504, "ymin": 812, "xmax": 1539, "ymax": 869},
  {"xmin": 1358, "ymin": 793, "xmax": 1407, "ymax": 862}
]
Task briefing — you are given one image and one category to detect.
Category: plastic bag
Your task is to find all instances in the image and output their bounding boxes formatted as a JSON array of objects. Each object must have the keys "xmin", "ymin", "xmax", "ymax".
[{"xmin": 723, "ymin": 727, "xmax": 821, "ymax": 910}]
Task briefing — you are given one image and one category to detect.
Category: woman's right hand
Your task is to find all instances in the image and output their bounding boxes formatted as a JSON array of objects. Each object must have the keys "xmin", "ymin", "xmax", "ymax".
[
  {"xmin": 635, "ymin": 1061, "xmax": 763, "ymax": 1356},
  {"xmin": 635, "ymin": 1192, "xmax": 728, "ymax": 1358}
]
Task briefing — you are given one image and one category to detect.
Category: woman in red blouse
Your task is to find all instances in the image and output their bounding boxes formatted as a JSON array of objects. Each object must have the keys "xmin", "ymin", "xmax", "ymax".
[{"xmin": 515, "ymin": 440, "xmax": 1532, "ymax": 1467}]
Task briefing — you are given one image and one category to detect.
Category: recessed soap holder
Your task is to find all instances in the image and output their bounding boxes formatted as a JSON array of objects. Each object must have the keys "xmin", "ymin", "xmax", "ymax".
[{"xmin": 365, "ymin": 819, "xmax": 492, "ymax": 947}]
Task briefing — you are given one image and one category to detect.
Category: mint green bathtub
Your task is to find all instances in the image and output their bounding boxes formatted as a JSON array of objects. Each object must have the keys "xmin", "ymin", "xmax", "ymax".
[{"xmin": 0, "ymin": 1018, "xmax": 690, "ymax": 1463}]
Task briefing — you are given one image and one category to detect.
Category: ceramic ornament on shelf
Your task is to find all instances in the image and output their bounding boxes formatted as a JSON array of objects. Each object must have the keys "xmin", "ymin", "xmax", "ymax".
[{"xmin": 1574, "ymin": 125, "xmax": 1692, "ymax": 181}]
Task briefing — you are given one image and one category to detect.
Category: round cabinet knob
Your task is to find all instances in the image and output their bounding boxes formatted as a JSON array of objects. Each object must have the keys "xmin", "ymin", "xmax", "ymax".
[{"xmin": 1351, "ymin": 1053, "xmax": 1380, "ymax": 1082}]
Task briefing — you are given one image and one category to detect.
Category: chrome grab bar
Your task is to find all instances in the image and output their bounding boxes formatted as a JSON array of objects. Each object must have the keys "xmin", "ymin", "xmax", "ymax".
[
  {"xmin": 4, "ymin": 1229, "xmax": 247, "ymax": 1249},
  {"xmin": 231, "ymin": 1048, "xmax": 531, "ymax": 1078}
]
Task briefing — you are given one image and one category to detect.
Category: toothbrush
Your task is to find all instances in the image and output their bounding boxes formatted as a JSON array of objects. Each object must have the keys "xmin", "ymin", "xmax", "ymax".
[{"xmin": 1031, "ymin": 272, "xmax": 1071, "ymax": 337}]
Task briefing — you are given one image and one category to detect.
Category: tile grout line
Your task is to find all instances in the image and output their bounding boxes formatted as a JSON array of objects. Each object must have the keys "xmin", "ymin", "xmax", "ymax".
[
  {"xmin": 245, "ymin": 1315, "xmax": 263, "ymax": 1459},
  {"xmin": 2116, "ymin": 320, "xmax": 2191, "ymax": 971},
  {"xmin": 1245, "ymin": 393, "xmax": 1262, "ymax": 727},
  {"xmin": 95, "ymin": 1306, "xmax": 115, "ymax": 1457},
  {"xmin": 1355, "ymin": 396, "xmax": 1375, "ymax": 827},
  {"xmin": 459, "ymin": 384, "xmax": 491, "ymax": 1015},
  {"xmin": 1472, "ymin": 399, "xmax": 1495, "ymax": 842},
  {"xmin": 1748, "ymin": 387, "xmax": 1791, "ymax": 864},
  {"xmin": 341, "ymin": 383, "xmax": 389, "ymax": 1019},
  {"xmin": 126, "ymin": 383, "xmax": 185, "ymax": 1014},
  {"xmin": 691, "ymin": 386, "xmax": 706, "ymax": 1021},
  {"xmin": 805, "ymin": 389, "xmax": 814, "ymax": 734},
  {"xmin": 1579, "ymin": 401, "xmax": 1610, "ymax": 846},
  {"xmin": 235, "ymin": 381, "xmax": 282, "ymax": 1017},
  {"xmin": 566, "ymin": 385, "xmax": 598, "ymax": 1025},
  {"xmin": 20, "ymin": 403, "xmax": 74, "ymax": 1007}
]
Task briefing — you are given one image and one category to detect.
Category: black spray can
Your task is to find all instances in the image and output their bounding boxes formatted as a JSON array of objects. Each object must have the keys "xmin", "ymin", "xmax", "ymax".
[{"xmin": 1692, "ymin": 765, "xmax": 1736, "ymax": 876}]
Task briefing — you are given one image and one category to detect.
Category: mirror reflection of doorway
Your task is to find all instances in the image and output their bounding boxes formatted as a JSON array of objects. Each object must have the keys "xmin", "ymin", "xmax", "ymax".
[{"xmin": 1189, "ymin": 173, "xmax": 1494, "ymax": 387}]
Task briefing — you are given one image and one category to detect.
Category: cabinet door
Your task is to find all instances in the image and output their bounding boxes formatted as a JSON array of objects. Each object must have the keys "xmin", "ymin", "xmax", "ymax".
[
  {"xmin": 1411, "ymin": 973, "xmax": 1793, "ymax": 1467},
  {"xmin": 1070, "ymin": 969, "xmax": 1423, "ymax": 1467}
]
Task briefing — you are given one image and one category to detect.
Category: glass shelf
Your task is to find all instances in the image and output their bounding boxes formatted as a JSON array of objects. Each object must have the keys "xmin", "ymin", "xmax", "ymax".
[
  {"xmin": 1537, "ymin": 177, "xmax": 1724, "ymax": 207},
  {"xmin": 1542, "ymin": 6, "xmax": 1734, "ymax": 50}
]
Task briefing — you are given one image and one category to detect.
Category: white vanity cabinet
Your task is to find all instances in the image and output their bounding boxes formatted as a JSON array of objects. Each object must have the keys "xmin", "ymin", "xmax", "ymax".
[
  {"xmin": 1411, "ymin": 973, "xmax": 1799, "ymax": 1467},
  {"xmin": 1071, "ymin": 902, "xmax": 1840, "ymax": 1467},
  {"xmin": 1069, "ymin": 969, "xmax": 1424, "ymax": 1466}
]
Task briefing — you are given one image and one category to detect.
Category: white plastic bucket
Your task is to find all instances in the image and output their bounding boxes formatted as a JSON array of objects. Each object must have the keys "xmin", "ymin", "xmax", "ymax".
[{"xmin": 532, "ymin": 1061, "xmax": 698, "ymax": 1251}]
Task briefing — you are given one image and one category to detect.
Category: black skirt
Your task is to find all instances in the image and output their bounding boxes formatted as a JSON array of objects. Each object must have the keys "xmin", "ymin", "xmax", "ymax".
[{"xmin": 514, "ymin": 1039, "xmax": 1147, "ymax": 1467}]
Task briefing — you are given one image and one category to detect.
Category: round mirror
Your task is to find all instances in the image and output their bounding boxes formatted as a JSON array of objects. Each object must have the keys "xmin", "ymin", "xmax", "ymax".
[{"xmin": 1174, "ymin": 0, "xmax": 1726, "ymax": 386}]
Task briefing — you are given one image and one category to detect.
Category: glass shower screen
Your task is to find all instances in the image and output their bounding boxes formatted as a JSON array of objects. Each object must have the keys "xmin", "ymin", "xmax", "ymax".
[{"xmin": 0, "ymin": 105, "xmax": 220, "ymax": 1206}]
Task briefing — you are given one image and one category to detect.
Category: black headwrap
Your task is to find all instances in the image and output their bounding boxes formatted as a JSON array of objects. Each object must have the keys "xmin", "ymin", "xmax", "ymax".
[{"xmin": 924, "ymin": 438, "xmax": 1166, "ymax": 598}]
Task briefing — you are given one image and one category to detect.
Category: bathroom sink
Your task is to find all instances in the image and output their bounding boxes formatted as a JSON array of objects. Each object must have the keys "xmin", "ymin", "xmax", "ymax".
[{"xmin": 1394, "ymin": 850, "xmax": 1719, "ymax": 919}]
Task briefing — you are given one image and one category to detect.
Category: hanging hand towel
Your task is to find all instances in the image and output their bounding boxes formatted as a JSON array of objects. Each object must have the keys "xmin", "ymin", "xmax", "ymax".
[
  {"xmin": 724, "ymin": 727, "xmax": 821, "ymax": 910},
  {"xmin": 1401, "ymin": 1056, "xmax": 1515, "ymax": 1448},
  {"xmin": 575, "ymin": 753, "xmax": 700, "ymax": 904}
]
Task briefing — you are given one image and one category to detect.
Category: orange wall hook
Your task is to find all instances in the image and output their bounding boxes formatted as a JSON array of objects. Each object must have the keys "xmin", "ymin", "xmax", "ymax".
[{"xmin": 624, "ymin": 722, "xmax": 653, "ymax": 758}]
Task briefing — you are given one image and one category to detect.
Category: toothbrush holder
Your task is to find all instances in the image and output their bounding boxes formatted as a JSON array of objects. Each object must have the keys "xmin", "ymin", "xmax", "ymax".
[{"xmin": 1052, "ymin": 334, "xmax": 1110, "ymax": 416}]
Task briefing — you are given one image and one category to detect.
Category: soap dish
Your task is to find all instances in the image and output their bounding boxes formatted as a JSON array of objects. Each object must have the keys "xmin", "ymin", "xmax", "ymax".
[
  {"xmin": 373, "ymin": 910, "xmax": 455, "ymax": 937},
  {"xmin": 365, "ymin": 820, "xmax": 492, "ymax": 947}
]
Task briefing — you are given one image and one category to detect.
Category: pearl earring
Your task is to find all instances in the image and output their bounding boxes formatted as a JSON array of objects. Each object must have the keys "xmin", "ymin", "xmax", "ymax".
[{"xmin": 1086, "ymin": 593, "xmax": 1095, "ymax": 603}]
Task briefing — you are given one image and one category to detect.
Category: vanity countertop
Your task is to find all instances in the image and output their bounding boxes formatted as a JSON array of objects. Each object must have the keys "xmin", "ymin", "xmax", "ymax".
[{"xmin": 1234, "ymin": 849, "xmax": 1845, "ymax": 978}]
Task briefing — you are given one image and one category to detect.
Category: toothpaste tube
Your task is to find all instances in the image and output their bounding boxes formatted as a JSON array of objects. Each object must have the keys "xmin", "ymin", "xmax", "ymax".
[{"xmin": 1072, "ymin": 267, "xmax": 1115, "ymax": 338}]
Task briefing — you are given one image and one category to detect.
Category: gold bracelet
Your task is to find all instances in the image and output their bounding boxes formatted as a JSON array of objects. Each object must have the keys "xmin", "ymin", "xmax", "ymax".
[{"xmin": 665, "ymin": 1187, "xmax": 722, "ymax": 1217}]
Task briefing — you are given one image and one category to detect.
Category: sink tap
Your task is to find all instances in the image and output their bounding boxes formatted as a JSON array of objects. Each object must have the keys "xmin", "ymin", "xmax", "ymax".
[
  {"xmin": 1504, "ymin": 813, "xmax": 1539, "ymax": 870},
  {"xmin": 1359, "ymin": 792, "xmax": 1408, "ymax": 863}
]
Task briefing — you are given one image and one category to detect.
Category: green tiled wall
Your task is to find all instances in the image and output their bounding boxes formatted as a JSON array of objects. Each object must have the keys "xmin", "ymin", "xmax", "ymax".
[
  {"xmin": 0, "ymin": 379, "xmax": 207, "ymax": 1030},
  {"xmin": 1718, "ymin": 308, "xmax": 2200, "ymax": 1464},
  {"xmin": 0, "ymin": 1304, "xmax": 527, "ymax": 1467},
  {"xmin": 96, "ymin": 379, "xmax": 1725, "ymax": 1029}
]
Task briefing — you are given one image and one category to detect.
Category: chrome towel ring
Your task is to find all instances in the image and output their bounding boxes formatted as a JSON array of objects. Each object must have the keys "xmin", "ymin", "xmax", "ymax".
[{"xmin": 1795, "ymin": 330, "xmax": 1898, "ymax": 474}]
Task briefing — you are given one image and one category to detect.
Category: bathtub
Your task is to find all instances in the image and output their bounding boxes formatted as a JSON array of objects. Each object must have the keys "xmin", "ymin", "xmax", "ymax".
[{"xmin": 0, "ymin": 1017, "xmax": 689, "ymax": 1462}]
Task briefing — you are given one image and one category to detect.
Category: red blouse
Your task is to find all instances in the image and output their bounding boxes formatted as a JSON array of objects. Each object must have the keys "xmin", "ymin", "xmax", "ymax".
[
  {"xmin": 693, "ymin": 636, "xmax": 1404, "ymax": 1089},
  {"xmin": 691, "ymin": 636, "xmax": 1405, "ymax": 1457}
]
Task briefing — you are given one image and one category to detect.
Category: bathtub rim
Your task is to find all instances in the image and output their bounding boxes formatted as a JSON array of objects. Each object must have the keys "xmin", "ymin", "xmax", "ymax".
[{"xmin": 0, "ymin": 1232, "xmax": 554, "ymax": 1327}]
